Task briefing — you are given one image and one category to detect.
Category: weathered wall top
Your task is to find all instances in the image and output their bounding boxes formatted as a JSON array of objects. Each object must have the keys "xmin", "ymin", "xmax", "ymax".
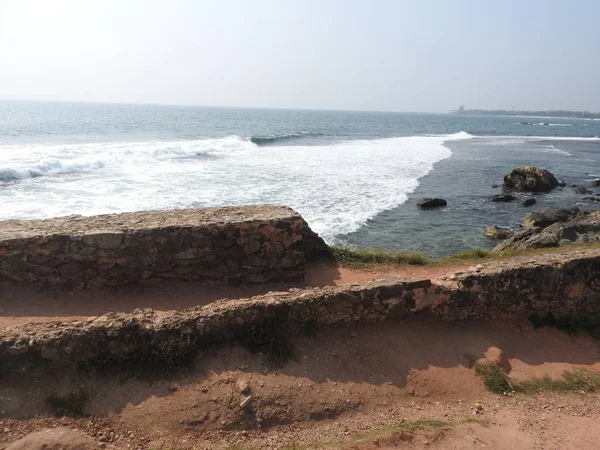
[
  {"xmin": 0, "ymin": 205, "xmax": 328, "ymax": 289},
  {"xmin": 0, "ymin": 205, "xmax": 299, "ymax": 242}
]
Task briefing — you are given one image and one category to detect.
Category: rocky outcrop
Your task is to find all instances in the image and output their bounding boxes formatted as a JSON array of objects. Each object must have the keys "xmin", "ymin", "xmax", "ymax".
[
  {"xmin": 0, "ymin": 206, "xmax": 328, "ymax": 289},
  {"xmin": 417, "ymin": 198, "xmax": 447, "ymax": 208},
  {"xmin": 484, "ymin": 226, "xmax": 513, "ymax": 240},
  {"xmin": 523, "ymin": 198, "xmax": 537, "ymax": 207},
  {"xmin": 503, "ymin": 166, "xmax": 559, "ymax": 192},
  {"xmin": 574, "ymin": 187, "xmax": 593, "ymax": 195},
  {"xmin": 522, "ymin": 207, "xmax": 580, "ymax": 229},
  {"xmin": 494, "ymin": 209, "xmax": 600, "ymax": 252}
]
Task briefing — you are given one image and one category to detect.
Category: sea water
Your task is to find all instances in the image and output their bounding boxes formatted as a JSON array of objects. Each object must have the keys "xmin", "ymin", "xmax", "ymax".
[{"xmin": 1, "ymin": 101, "xmax": 599, "ymax": 256}]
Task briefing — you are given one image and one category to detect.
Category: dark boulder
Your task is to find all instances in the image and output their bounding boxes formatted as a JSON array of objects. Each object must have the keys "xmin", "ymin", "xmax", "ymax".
[
  {"xmin": 490, "ymin": 194, "xmax": 516, "ymax": 202},
  {"xmin": 523, "ymin": 207, "xmax": 580, "ymax": 229},
  {"xmin": 503, "ymin": 166, "xmax": 559, "ymax": 192},
  {"xmin": 523, "ymin": 198, "xmax": 537, "ymax": 207},
  {"xmin": 558, "ymin": 180, "xmax": 566, "ymax": 187},
  {"xmin": 417, "ymin": 198, "xmax": 447, "ymax": 208},
  {"xmin": 593, "ymin": 179, "xmax": 600, "ymax": 187},
  {"xmin": 574, "ymin": 187, "xmax": 593, "ymax": 195}
]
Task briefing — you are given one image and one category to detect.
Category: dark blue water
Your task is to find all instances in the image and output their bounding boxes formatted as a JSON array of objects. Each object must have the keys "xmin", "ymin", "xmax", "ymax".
[{"xmin": 1, "ymin": 100, "xmax": 599, "ymax": 256}]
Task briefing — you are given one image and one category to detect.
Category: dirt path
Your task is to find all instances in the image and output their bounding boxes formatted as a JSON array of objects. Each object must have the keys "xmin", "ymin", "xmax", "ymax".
[
  {"xmin": 0, "ymin": 262, "xmax": 470, "ymax": 329},
  {"xmin": 1, "ymin": 317, "xmax": 600, "ymax": 449}
]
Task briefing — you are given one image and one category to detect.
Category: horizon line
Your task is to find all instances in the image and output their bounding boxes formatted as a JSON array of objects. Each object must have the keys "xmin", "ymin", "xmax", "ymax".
[
  {"xmin": 0, "ymin": 98, "xmax": 446, "ymax": 115},
  {"xmin": 1, "ymin": 98, "xmax": 598, "ymax": 116}
]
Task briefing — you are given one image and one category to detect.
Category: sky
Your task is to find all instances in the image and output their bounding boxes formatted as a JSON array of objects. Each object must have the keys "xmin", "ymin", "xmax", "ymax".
[{"xmin": 0, "ymin": 0, "xmax": 599, "ymax": 112}]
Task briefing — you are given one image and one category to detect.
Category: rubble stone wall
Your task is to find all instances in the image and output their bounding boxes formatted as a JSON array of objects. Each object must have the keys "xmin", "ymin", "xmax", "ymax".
[
  {"xmin": 2, "ymin": 245, "xmax": 600, "ymax": 370},
  {"xmin": 0, "ymin": 205, "xmax": 327, "ymax": 289}
]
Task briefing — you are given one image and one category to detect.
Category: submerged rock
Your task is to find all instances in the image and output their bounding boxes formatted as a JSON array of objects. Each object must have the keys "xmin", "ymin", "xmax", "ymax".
[
  {"xmin": 494, "ymin": 208, "xmax": 600, "ymax": 252},
  {"xmin": 574, "ymin": 187, "xmax": 593, "ymax": 195},
  {"xmin": 490, "ymin": 194, "xmax": 516, "ymax": 202},
  {"xmin": 417, "ymin": 198, "xmax": 447, "ymax": 208},
  {"xmin": 583, "ymin": 196, "xmax": 600, "ymax": 202},
  {"xmin": 484, "ymin": 226, "xmax": 514, "ymax": 240},
  {"xmin": 523, "ymin": 198, "xmax": 537, "ymax": 207},
  {"xmin": 503, "ymin": 166, "xmax": 559, "ymax": 192}
]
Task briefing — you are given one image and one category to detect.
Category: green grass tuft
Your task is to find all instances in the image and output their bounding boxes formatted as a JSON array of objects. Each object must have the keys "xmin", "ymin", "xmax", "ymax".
[
  {"xmin": 474, "ymin": 363, "xmax": 513, "ymax": 394},
  {"xmin": 442, "ymin": 248, "xmax": 495, "ymax": 262},
  {"xmin": 475, "ymin": 363, "xmax": 600, "ymax": 395},
  {"xmin": 310, "ymin": 242, "xmax": 600, "ymax": 271},
  {"xmin": 516, "ymin": 368, "xmax": 600, "ymax": 394}
]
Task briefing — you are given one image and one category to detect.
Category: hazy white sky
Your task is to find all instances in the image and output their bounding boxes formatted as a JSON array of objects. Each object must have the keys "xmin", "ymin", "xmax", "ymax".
[{"xmin": 0, "ymin": 0, "xmax": 598, "ymax": 112}]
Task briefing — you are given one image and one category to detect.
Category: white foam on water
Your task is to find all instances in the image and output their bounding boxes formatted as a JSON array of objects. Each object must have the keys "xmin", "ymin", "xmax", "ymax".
[
  {"xmin": 539, "ymin": 145, "xmax": 572, "ymax": 156},
  {"xmin": 470, "ymin": 136, "xmax": 575, "ymax": 156},
  {"xmin": 487, "ymin": 135, "xmax": 600, "ymax": 142},
  {"xmin": 0, "ymin": 134, "xmax": 462, "ymax": 242}
]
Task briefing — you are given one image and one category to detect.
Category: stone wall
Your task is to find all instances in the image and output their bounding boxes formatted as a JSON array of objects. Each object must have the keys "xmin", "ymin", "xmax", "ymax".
[
  {"xmin": 0, "ymin": 278, "xmax": 431, "ymax": 365},
  {"xmin": 437, "ymin": 248, "xmax": 600, "ymax": 321},
  {"xmin": 2, "ymin": 246, "xmax": 600, "ymax": 370},
  {"xmin": 0, "ymin": 206, "xmax": 327, "ymax": 289}
]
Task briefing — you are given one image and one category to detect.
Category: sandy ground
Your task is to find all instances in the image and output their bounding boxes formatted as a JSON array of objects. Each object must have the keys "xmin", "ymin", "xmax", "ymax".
[
  {"xmin": 0, "ymin": 262, "xmax": 469, "ymax": 329},
  {"xmin": 1, "ymin": 316, "xmax": 600, "ymax": 449}
]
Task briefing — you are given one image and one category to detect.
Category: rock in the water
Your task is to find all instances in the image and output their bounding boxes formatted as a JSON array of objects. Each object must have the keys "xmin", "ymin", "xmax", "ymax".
[
  {"xmin": 558, "ymin": 180, "xmax": 566, "ymax": 187},
  {"xmin": 523, "ymin": 198, "xmax": 537, "ymax": 207},
  {"xmin": 6, "ymin": 428, "xmax": 105, "ymax": 450},
  {"xmin": 583, "ymin": 196, "xmax": 600, "ymax": 202},
  {"xmin": 417, "ymin": 198, "xmax": 447, "ymax": 208},
  {"xmin": 494, "ymin": 209, "xmax": 600, "ymax": 252},
  {"xmin": 523, "ymin": 207, "xmax": 580, "ymax": 229},
  {"xmin": 574, "ymin": 187, "xmax": 593, "ymax": 195},
  {"xmin": 503, "ymin": 166, "xmax": 559, "ymax": 192},
  {"xmin": 490, "ymin": 194, "xmax": 516, "ymax": 202},
  {"xmin": 593, "ymin": 179, "xmax": 600, "ymax": 187},
  {"xmin": 484, "ymin": 226, "xmax": 513, "ymax": 240}
]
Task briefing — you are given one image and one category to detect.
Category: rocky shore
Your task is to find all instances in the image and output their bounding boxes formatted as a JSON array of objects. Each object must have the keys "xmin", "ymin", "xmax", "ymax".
[{"xmin": 482, "ymin": 166, "xmax": 600, "ymax": 251}]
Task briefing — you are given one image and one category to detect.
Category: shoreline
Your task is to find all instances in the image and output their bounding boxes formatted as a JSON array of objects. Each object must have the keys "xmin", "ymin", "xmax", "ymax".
[{"xmin": 454, "ymin": 113, "xmax": 597, "ymax": 121}]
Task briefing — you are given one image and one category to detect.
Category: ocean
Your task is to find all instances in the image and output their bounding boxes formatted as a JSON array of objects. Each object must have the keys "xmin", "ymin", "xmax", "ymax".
[{"xmin": 1, "ymin": 101, "xmax": 600, "ymax": 256}]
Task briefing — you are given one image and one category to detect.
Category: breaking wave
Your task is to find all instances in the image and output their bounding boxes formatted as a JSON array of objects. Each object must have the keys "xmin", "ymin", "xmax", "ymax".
[
  {"xmin": 249, "ymin": 132, "xmax": 324, "ymax": 146},
  {"xmin": 0, "ymin": 133, "xmax": 466, "ymax": 241}
]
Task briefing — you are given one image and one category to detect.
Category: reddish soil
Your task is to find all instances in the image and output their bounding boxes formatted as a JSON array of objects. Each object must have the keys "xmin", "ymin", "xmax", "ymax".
[
  {"xmin": 2, "ymin": 261, "xmax": 600, "ymax": 449},
  {"xmin": 2, "ymin": 316, "xmax": 600, "ymax": 449}
]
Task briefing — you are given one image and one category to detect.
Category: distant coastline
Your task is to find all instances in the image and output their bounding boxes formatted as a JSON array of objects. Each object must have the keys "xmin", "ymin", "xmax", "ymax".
[{"xmin": 449, "ymin": 107, "xmax": 599, "ymax": 120}]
